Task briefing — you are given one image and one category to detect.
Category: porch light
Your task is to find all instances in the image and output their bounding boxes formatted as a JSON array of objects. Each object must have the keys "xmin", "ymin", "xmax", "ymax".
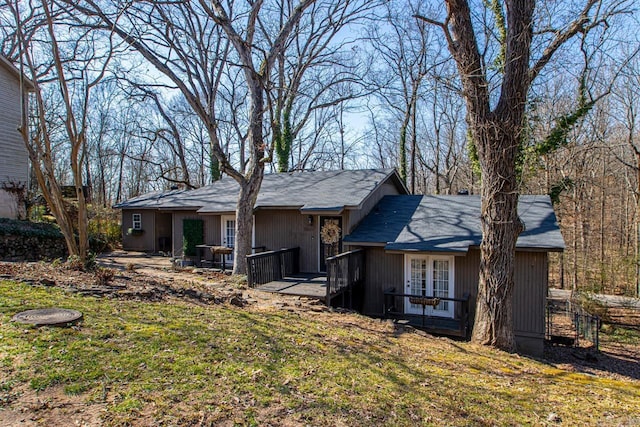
[{"xmin": 307, "ymin": 215, "xmax": 313, "ymax": 225}]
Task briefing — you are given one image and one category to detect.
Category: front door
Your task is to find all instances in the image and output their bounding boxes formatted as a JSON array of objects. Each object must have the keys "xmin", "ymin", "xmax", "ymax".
[
  {"xmin": 319, "ymin": 216, "xmax": 342, "ymax": 272},
  {"xmin": 404, "ymin": 255, "xmax": 454, "ymax": 317},
  {"xmin": 221, "ymin": 215, "xmax": 236, "ymax": 264}
]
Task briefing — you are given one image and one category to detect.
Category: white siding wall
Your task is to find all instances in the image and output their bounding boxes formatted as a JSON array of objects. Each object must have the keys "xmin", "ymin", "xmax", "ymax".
[{"xmin": 0, "ymin": 62, "xmax": 29, "ymax": 219}]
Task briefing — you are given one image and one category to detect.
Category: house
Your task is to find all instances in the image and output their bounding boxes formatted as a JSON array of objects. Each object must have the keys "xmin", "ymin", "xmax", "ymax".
[
  {"xmin": 0, "ymin": 55, "xmax": 33, "ymax": 219},
  {"xmin": 114, "ymin": 169, "xmax": 564, "ymax": 355},
  {"xmin": 114, "ymin": 168, "xmax": 406, "ymax": 270},
  {"xmin": 343, "ymin": 194, "xmax": 565, "ymax": 355}
]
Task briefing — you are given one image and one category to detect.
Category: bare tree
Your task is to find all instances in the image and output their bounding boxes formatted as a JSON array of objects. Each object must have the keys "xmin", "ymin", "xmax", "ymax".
[
  {"xmin": 609, "ymin": 53, "xmax": 640, "ymax": 295},
  {"xmin": 268, "ymin": 0, "xmax": 377, "ymax": 172},
  {"xmin": 65, "ymin": 0, "xmax": 320, "ymax": 273},
  {"xmin": 9, "ymin": 0, "xmax": 117, "ymax": 262},
  {"xmin": 417, "ymin": 0, "xmax": 626, "ymax": 350},
  {"xmin": 367, "ymin": 1, "xmax": 445, "ymax": 191}
]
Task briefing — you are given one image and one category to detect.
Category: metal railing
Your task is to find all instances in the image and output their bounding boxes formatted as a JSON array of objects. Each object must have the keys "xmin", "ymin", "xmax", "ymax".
[
  {"xmin": 246, "ymin": 247, "xmax": 300, "ymax": 287},
  {"xmin": 545, "ymin": 300, "xmax": 600, "ymax": 349},
  {"xmin": 383, "ymin": 288, "xmax": 471, "ymax": 337},
  {"xmin": 325, "ymin": 249, "xmax": 365, "ymax": 307}
]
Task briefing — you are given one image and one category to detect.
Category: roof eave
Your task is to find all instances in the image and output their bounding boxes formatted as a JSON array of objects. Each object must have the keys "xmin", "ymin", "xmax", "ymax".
[
  {"xmin": 0, "ymin": 55, "xmax": 35, "ymax": 90},
  {"xmin": 384, "ymin": 248, "xmax": 470, "ymax": 255},
  {"xmin": 299, "ymin": 207, "xmax": 345, "ymax": 215},
  {"xmin": 342, "ymin": 241, "xmax": 387, "ymax": 247}
]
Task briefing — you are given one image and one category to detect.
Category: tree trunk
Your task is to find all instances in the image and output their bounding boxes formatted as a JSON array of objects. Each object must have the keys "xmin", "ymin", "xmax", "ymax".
[
  {"xmin": 230, "ymin": 71, "xmax": 265, "ymax": 275},
  {"xmin": 234, "ymin": 173, "xmax": 262, "ymax": 275},
  {"xmin": 471, "ymin": 123, "xmax": 523, "ymax": 351},
  {"xmin": 420, "ymin": 0, "xmax": 533, "ymax": 352}
]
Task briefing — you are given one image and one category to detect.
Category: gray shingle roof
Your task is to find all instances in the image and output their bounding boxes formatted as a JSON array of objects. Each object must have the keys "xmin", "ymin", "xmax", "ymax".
[
  {"xmin": 344, "ymin": 194, "xmax": 565, "ymax": 252},
  {"xmin": 114, "ymin": 168, "xmax": 405, "ymax": 213}
]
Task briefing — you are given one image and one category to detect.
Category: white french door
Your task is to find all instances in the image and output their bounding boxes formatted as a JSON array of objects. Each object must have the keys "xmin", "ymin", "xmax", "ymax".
[
  {"xmin": 221, "ymin": 215, "xmax": 236, "ymax": 264},
  {"xmin": 404, "ymin": 254, "xmax": 454, "ymax": 318}
]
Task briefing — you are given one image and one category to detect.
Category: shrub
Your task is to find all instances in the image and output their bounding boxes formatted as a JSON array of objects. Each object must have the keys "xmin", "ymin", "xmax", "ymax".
[
  {"xmin": 182, "ymin": 219, "xmax": 203, "ymax": 256},
  {"xmin": 88, "ymin": 207, "xmax": 121, "ymax": 253},
  {"xmin": 0, "ymin": 217, "xmax": 63, "ymax": 238},
  {"xmin": 94, "ymin": 267, "xmax": 115, "ymax": 287},
  {"xmin": 574, "ymin": 292, "xmax": 610, "ymax": 323}
]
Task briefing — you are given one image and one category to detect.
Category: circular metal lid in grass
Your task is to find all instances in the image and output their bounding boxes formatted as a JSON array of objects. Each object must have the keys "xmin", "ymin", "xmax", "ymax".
[{"xmin": 11, "ymin": 308, "xmax": 83, "ymax": 326}]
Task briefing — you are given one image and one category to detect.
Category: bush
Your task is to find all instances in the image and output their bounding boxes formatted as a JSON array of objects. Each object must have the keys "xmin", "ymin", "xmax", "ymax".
[
  {"xmin": 0, "ymin": 217, "xmax": 63, "ymax": 238},
  {"xmin": 574, "ymin": 292, "xmax": 610, "ymax": 323},
  {"xmin": 88, "ymin": 207, "xmax": 121, "ymax": 253},
  {"xmin": 182, "ymin": 219, "xmax": 203, "ymax": 256}
]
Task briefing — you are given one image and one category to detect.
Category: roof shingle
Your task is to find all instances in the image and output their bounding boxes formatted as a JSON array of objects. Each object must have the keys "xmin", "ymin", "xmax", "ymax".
[
  {"xmin": 114, "ymin": 169, "xmax": 404, "ymax": 213},
  {"xmin": 344, "ymin": 194, "xmax": 565, "ymax": 252}
]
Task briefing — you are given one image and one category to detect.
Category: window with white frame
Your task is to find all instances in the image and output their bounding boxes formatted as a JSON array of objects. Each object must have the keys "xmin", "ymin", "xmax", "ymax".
[{"xmin": 132, "ymin": 213, "xmax": 142, "ymax": 230}]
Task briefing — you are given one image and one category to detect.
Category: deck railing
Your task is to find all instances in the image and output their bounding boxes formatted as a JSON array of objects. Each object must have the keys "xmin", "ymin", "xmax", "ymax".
[
  {"xmin": 246, "ymin": 247, "xmax": 300, "ymax": 287},
  {"xmin": 325, "ymin": 249, "xmax": 365, "ymax": 307},
  {"xmin": 383, "ymin": 288, "xmax": 471, "ymax": 337}
]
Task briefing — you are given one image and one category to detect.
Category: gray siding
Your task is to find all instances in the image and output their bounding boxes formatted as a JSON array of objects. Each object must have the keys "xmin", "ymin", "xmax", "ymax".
[
  {"xmin": 363, "ymin": 247, "xmax": 549, "ymax": 355},
  {"xmin": 454, "ymin": 249, "xmax": 481, "ymax": 323},
  {"xmin": 121, "ymin": 210, "xmax": 156, "ymax": 251},
  {"xmin": 456, "ymin": 249, "xmax": 548, "ymax": 339},
  {"xmin": 513, "ymin": 251, "xmax": 548, "ymax": 354},
  {"xmin": 255, "ymin": 209, "xmax": 318, "ymax": 272},
  {"xmin": 155, "ymin": 213, "xmax": 172, "ymax": 252},
  {"xmin": 359, "ymin": 247, "xmax": 403, "ymax": 316},
  {"xmin": 0, "ymin": 62, "xmax": 29, "ymax": 218},
  {"xmin": 345, "ymin": 181, "xmax": 401, "ymax": 233},
  {"xmin": 172, "ymin": 211, "xmax": 219, "ymax": 257}
]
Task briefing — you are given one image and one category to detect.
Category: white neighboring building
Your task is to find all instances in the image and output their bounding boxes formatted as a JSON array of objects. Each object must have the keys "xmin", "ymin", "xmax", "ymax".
[{"xmin": 0, "ymin": 55, "xmax": 33, "ymax": 219}]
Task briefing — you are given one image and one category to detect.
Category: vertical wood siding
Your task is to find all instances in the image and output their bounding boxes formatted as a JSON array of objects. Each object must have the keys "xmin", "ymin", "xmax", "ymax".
[
  {"xmin": 454, "ymin": 249, "xmax": 481, "ymax": 325},
  {"xmin": 513, "ymin": 251, "xmax": 548, "ymax": 337},
  {"xmin": 154, "ymin": 213, "xmax": 172, "ymax": 252},
  {"xmin": 254, "ymin": 210, "xmax": 317, "ymax": 272},
  {"xmin": 121, "ymin": 210, "xmax": 156, "ymax": 251},
  {"xmin": 172, "ymin": 212, "xmax": 219, "ymax": 257},
  {"xmin": 345, "ymin": 181, "xmax": 401, "ymax": 233},
  {"xmin": 0, "ymin": 64, "xmax": 29, "ymax": 218},
  {"xmin": 454, "ymin": 249, "xmax": 547, "ymax": 337},
  {"xmin": 363, "ymin": 247, "xmax": 548, "ymax": 352},
  {"xmin": 360, "ymin": 247, "xmax": 403, "ymax": 316}
]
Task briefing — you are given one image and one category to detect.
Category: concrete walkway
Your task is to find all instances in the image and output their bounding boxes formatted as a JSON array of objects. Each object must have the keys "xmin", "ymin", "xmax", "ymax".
[{"xmin": 97, "ymin": 250, "xmax": 173, "ymax": 270}]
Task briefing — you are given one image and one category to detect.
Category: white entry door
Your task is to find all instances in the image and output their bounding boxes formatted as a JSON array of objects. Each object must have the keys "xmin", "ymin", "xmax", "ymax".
[
  {"xmin": 404, "ymin": 255, "xmax": 454, "ymax": 318},
  {"xmin": 221, "ymin": 215, "xmax": 236, "ymax": 264}
]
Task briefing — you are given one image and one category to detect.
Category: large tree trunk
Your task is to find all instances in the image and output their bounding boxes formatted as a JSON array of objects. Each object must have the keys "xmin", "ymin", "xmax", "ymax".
[
  {"xmin": 471, "ymin": 122, "xmax": 524, "ymax": 350},
  {"xmin": 418, "ymin": 0, "xmax": 535, "ymax": 352},
  {"xmin": 230, "ymin": 72, "xmax": 265, "ymax": 275}
]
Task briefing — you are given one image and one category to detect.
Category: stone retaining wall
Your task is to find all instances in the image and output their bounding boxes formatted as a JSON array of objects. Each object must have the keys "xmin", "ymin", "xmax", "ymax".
[{"xmin": 0, "ymin": 234, "xmax": 67, "ymax": 261}]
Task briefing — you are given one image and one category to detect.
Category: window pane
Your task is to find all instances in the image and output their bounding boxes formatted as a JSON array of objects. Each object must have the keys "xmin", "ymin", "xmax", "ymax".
[
  {"xmin": 433, "ymin": 259, "xmax": 449, "ymax": 310},
  {"xmin": 132, "ymin": 214, "xmax": 142, "ymax": 230}
]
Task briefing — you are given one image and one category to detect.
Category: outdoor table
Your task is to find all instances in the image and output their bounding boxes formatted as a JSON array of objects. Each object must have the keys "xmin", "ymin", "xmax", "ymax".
[{"xmin": 210, "ymin": 246, "xmax": 233, "ymax": 272}]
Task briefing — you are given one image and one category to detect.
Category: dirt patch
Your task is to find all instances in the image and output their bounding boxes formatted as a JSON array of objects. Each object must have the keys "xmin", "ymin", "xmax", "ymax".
[
  {"xmin": 0, "ymin": 259, "xmax": 247, "ymax": 307},
  {"xmin": 0, "ymin": 385, "xmax": 105, "ymax": 427},
  {"xmin": 0, "ymin": 251, "xmax": 331, "ymax": 314}
]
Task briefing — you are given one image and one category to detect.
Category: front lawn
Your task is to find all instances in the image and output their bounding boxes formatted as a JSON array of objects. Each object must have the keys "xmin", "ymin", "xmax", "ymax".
[{"xmin": 1, "ymin": 280, "xmax": 638, "ymax": 426}]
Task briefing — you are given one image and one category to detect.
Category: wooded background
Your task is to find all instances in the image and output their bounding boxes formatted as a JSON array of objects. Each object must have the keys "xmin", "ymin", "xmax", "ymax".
[{"xmin": 1, "ymin": 0, "xmax": 639, "ymax": 293}]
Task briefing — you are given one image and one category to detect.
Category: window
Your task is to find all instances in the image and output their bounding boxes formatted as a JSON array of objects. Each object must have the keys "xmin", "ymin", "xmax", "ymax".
[{"xmin": 132, "ymin": 213, "xmax": 142, "ymax": 230}]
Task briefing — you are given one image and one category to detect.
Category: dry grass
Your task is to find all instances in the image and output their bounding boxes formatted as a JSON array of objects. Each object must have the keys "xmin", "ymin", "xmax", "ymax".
[{"xmin": 0, "ymin": 278, "xmax": 638, "ymax": 426}]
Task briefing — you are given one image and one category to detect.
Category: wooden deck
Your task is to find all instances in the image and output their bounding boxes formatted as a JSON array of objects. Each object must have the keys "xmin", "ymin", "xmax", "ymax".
[
  {"xmin": 389, "ymin": 313, "xmax": 468, "ymax": 337},
  {"xmin": 256, "ymin": 274, "xmax": 327, "ymax": 300}
]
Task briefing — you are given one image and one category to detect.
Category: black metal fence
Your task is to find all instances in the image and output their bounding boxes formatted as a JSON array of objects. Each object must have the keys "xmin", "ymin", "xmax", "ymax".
[
  {"xmin": 546, "ymin": 299, "xmax": 600, "ymax": 349},
  {"xmin": 246, "ymin": 247, "xmax": 300, "ymax": 287}
]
